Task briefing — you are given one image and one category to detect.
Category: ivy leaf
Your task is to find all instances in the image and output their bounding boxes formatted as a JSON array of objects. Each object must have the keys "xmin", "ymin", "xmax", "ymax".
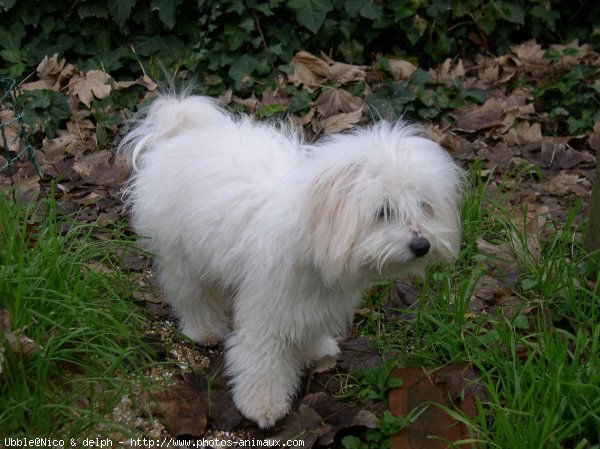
[
  {"xmin": 494, "ymin": 0, "xmax": 525, "ymax": 25},
  {"xmin": 530, "ymin": 4, "xmax": 560, "ymax": 29},
  {"xmin": 151, "ymin": 0, "xmax": 184, "ymax": 29},
  {"xmin": 21, "ymin": 90, "xmax": 70, "ymax": 139},
  {"xmin": 408, "ymin": 68, "xmax": 432, "ymax": 92},
  {"xmin": 341, "ymin": 435, "xmax": 361, "ymax": 449},
  {"xmin": 0, "ymin": 0, "xmax": 17, "ymax": 11},
  {"xmin": 228, "ymin": 54, "xmax": 260, "ymax": 90},
  {"xmin": 0, "ymin": 21, "xmax": 25, "ymax": 51},
  {"xmin": 344, "ymin": 0, "xmax": 383, "ymax": 20},
  {"xmin": 0, "ymin": 49, "xmax": 24, "ymax": 77},
  {"xmin": 287, "ymin": 0, "xmax": 333, "ymax": 33},
  {"xmin": 78, "ymin": 2, "xmax": 110, "ymax": 19},
  {"xmin": 458, "ymin": 88, "xmax": 487, "ymax": 104},
  {"xmin": 108, "ymin": 0, "xmax": 137, "ymax": 27},
  {"xmin": 426, "ymin": 0, "xmax": 450, "ymax": 19},
  {"xmin": 366, "ymin": 82, "xmax": 416, "ymax": 121}
]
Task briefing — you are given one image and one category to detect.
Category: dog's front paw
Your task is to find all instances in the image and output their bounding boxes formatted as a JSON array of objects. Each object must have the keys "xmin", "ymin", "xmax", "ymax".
[{"xmin": 235, "ymin": 394, "xmax": 290, "ymax": 429}]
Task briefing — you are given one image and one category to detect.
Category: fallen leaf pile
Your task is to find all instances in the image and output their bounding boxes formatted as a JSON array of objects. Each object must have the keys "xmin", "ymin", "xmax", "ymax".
[
  {"xmin": 2, "ymin": 40, "xmax": 598, "ymax": 225},
  {"xmin": 1, "ymin": 53, "xmax": 156, "ymax": 216}
]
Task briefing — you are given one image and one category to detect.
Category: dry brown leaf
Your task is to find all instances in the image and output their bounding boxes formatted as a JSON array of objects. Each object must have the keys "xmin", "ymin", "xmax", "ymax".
[
  {"xmin": 387, "ymin": 59, "xmax": 417, "ymax": 80},
  {"xmin": 41, "ymin": 133, "xmax": 83, "ymax": 164},
  {"xmin": 389, "ymin": 365, "xmax": 485, "ymax": 449},
  {"xmin": 290, "ymin": 107, "xmax": 316, "ymax": 128},
  {"xmin": 478, "ymin": 213, "xmax": 544, "ymax": 275},
  {"xmin": 1, "ymin": 309, "xmax": 39, "ymax": 360},
  {"xmin": 549, "ymin": 40, "xmax": 592, "ymax": 70},
  {"xmin": 510, "ymin": 40, "xmax": 551, "ymax": 76},
  {"xmin": 499, "ymin": 106, "xmax": 536, "ymax": 134},
  {"xmin": 511, "ymin": 214, "xmax": 543, "ymax": 265},
  {"xmin": 289, "ymin": 51, "xmax": 331, "ymax": 89},
  {"xmin": 37, "ymin": 54, "xmax": 64, "ymax": 79},
  {"xmin": 6, "ymin": 332, "xmax": 39, "ymax": 358},
  {"xmin": 314, "ymin": 88, "xmax": 364, "ymax": 118},
  {"xmin": 328, "ymin": 62, "xmax": 366, "ymax": 84},
  {"xmin": 67, "ymin": 109, "xmax": 96, "ymax": 141},
  {"xmin": 85, "ymin": 261, "xmax": 113, "ymax": 274},
  {"xmin": 310, "ymin": 355, "xmax": 338, "ymax": 374},
  {"xmin": 73, "ymin": 150, "xmax": 111, "ymax": 181},
  {"xmin": 338, "ymin": 336, "xmax": 381, "ymax": 371},
  {"xmin": 504, "ymin": 121, "xmax": 543, "ymax": 146},
  {"xmin": 111, "ymin": 80, "xmax": 137, "ymax": 90},
  {"xmin": 4, "ymin": 176, "xmax": 41, "ymax": 203},
  {"xmin": 525, "ymin": 140, "xmax": 595, "ymax": 172},
  {"xmin": 0, "ymin": 110, "xmax": 20, "ymax": 152},
  {"xmin": 68, "ymin": 70, "xmax": 112, "ymax": 107},
  {"xmin": 148, "ymin": 385, "xmax": 208, "ymax": 437},
  {"xmin": 36, "ymin": 53, "xmax": 75, "ymax": 90},
  {"xmin": 382, "ymin": 280, "xmax": 419, "ymax": 319},
  {"xmin": 218, "ymin": 88, "xmax": 233, "ymax": 106},
  {"xmin": 113, "ymin": 74, "xmax": 159, "ymax": 91},
  {"xmin": 478, "ymin": 63, "xmax": 500, "ymax": 83},
  {"xmin": 467, "ymin": 274, "xmax": 523, "ymax": 317},
  {"xmin": 19, "ymin": 80, "xmax": 55, "ymax": 91},
  {"xmin": 261, "ymin": 86, "xmax": 291, "ymax": 109},
  {"xmin": 301, "ymin": 392, "xmax": 379, "ymax": 445},
  {"xmin": 477, "ymin": 238, "xmax": 514, "ymax": 265},
  {"xmin": 589, "ymin": 120, "xmax": 600, "ymax": 150},
  {"xmin": 254, "ymin": 404, "xmax": 326, "ymax": 448},
  {"xmin": 494, "ymin": 55, "xmax": 519, "ymax": 83},
  {"xmin": 430, "ymin": 58, "xmax": 466, "ymax": 83},
  {"xmin": 543, "ymin": 172, "xmax": 591, "ymax": 197},
  {"xmin": 321, "ymin": 109, "xmax": 363, "ymax": 134},
  {"xmin": 139, "ymin": 74, "xmax": 158, "ymax": 91},
  {"xmin": 290, "ymin": 51, "xmax": 366, "ymax": 88},
  {"xmin": 232, "ymin": 94, "xmax": 260, "ymax": 112},
  {"xmin": 512, "ymin": 40, "xmax": 546, "ymax": 62},
  {"xmin": 72, "ymin": 150, "xmax": 129, "ymax": 186},
  {"xmin": 453, "ymin": 97, "xmax": 506, "ymax": 133}
]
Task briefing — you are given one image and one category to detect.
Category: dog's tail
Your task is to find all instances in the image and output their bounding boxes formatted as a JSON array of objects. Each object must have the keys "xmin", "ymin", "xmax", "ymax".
[{"xmin": 118, "ymin": 93, "xmax": 228, "ymax": 170}]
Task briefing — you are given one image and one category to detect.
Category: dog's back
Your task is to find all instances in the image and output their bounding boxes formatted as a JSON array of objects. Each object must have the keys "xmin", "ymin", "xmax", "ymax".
[{"xmin": 119, "ymin": 94, "xmax": 304, "ymax": 282}]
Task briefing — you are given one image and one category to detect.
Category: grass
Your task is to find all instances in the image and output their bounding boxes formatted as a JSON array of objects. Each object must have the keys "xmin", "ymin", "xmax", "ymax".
[
  {"xmin": 1, "ymin": 164, "xmax": 599, "ymax": 447},
  {"xmin": 350, "ymin": 166, "xmax": 600, "ymax": 448},
  {"xmin": 0, "ymin": 193, "xmax": 153, "ymax": 437}
]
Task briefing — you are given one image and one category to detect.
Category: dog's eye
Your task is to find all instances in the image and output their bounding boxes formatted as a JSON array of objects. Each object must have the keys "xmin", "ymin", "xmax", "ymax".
[
  {"xmin": 421, "ymin": 201, "xmax": 434, "ymax": 218},
  {"xmin": 376, "ymin": 204, "xmax": 394, "ymax": 221}
]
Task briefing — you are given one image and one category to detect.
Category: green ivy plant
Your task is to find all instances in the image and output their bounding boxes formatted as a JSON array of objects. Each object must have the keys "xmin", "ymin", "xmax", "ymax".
[
  {"xmin": 367, "ymin": 63, "xmax": 487, "ymax": 122},
  {"xmin": 1, "ymin": 0, "xmax": 598, "ymax": 93},
  {"xmin": 534, "ymin": 52, "xmax": 600, "ymax": 135}
]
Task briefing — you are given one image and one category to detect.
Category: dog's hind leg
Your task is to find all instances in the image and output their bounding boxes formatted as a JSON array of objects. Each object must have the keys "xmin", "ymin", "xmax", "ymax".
[{"xmin": 158, "ymin": 264, "xmax": 231, "ymax": 345}]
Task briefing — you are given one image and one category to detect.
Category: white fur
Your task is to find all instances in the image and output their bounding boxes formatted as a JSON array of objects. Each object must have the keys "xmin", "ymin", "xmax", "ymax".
[{"xmin": 119, "ymin": 94, "xmax": 464, "ymax": 428}]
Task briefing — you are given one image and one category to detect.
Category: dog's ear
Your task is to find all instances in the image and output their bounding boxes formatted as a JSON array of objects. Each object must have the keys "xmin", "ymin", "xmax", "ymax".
[{"xmin": 307, "ymin": 165, "xmax": 362, "ymax": 283}]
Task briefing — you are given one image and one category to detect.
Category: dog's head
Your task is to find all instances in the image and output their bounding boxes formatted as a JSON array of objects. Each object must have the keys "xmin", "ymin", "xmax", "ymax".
[{"xmin": 305, "ymin": 121, "xmax": 464, "ymax": 284}]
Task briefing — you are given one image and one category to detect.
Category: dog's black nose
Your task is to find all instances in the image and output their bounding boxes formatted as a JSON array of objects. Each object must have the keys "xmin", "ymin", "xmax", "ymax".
[{"xmin": 409, "ymin": 236, "xmax": 430, "ymax": 257}]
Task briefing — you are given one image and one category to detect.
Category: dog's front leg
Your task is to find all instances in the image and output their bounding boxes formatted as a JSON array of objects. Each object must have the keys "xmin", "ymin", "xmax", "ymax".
[{"xmin": 225, "ymin": 326, "xmax": 302, "ymax": 428}]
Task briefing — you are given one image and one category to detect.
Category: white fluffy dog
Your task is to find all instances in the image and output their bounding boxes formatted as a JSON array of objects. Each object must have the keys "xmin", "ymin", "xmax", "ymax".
[{"xmin": 120, "ymin": 93, "xmax": 463, "ymax": 428}]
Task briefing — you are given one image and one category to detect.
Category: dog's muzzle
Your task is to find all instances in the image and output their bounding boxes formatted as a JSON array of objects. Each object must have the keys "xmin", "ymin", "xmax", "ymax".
[{"xmin": 409, "ymin": 236, "xmax": 430, "ymax": 258}]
